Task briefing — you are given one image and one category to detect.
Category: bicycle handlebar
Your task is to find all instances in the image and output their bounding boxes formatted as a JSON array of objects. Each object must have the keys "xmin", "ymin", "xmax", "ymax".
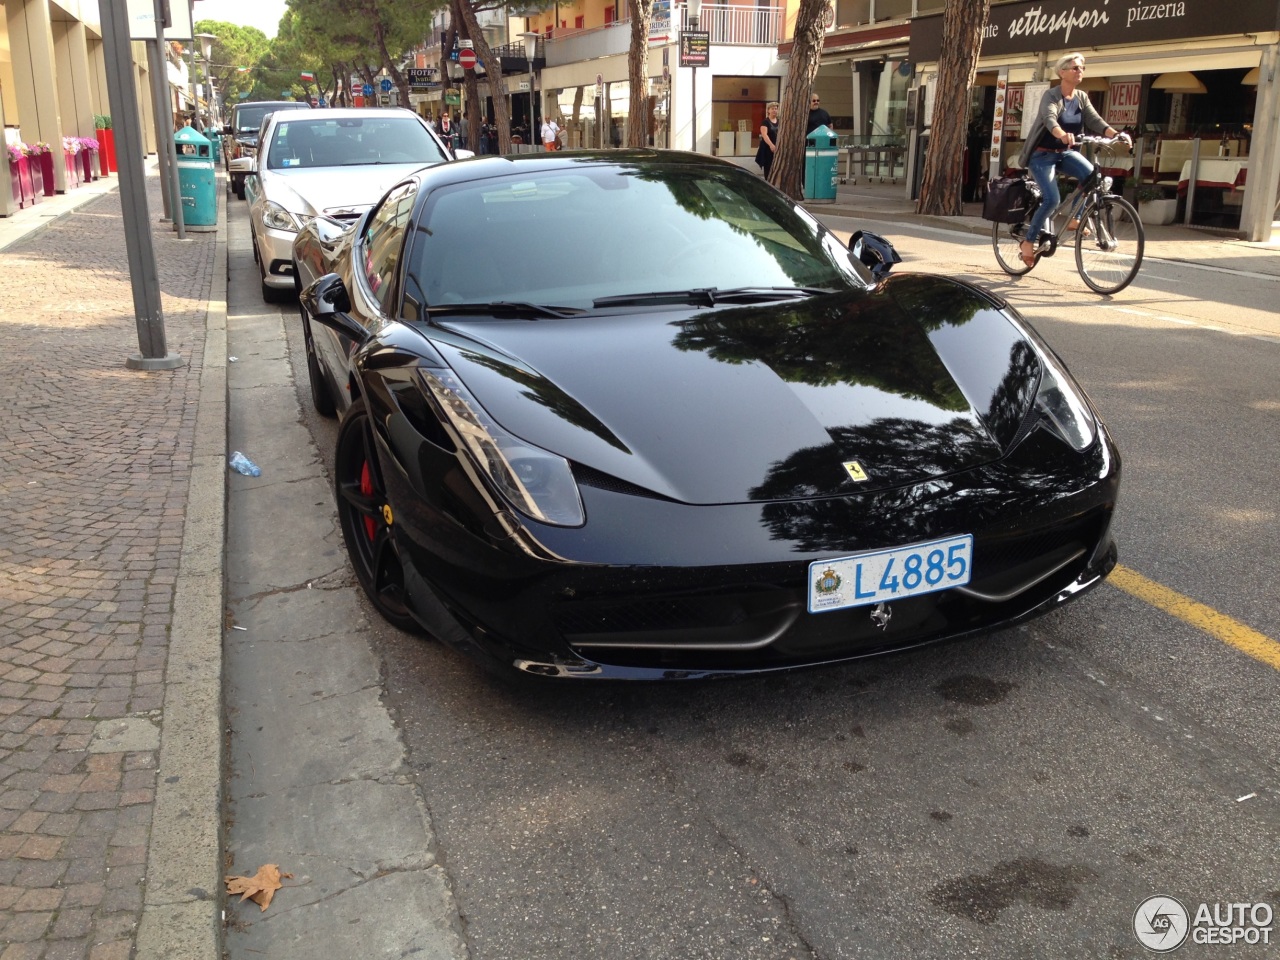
[{"xmin": 1073, "ymin": 134, "xmax": 1132, "ymax": 150}]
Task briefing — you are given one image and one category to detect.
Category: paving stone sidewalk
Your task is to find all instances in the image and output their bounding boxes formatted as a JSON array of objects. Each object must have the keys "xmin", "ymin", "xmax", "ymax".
[{"xmin": 0, "ymin": 175, "xmax": 224, "ymax": 960}]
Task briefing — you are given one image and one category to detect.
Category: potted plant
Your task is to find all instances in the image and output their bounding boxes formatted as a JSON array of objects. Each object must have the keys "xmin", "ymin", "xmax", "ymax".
[
  {"xmin": 30, "ymin": 142, "xmax": 54, "ymax": 196},
  {"xmin": 95, "ymin": 115, "xmax": 115, "ymax": 175},
  {"xmin": 78, "ymin": 136, "xmax": 99, "ymax": 181},
  {"xmin": 1135, "ymin": 184, "xmax": 1177, "ymax": 225},
  {"xmin": 62, "ymin": 135, "xmax": 81, "ymax": 188},
  {"xmin": 8, "ymin": 142, "xmax": 27, "ymax": 207}
]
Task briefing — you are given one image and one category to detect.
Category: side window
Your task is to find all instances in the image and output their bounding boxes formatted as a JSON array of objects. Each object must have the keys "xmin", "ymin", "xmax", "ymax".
[{"xmin": 359, "ymin": 181, "xmax": 419, "ymax": 316}]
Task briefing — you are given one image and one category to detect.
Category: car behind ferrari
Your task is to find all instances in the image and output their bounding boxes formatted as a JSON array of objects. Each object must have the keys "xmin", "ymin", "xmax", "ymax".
[{"xmin": 293, "ymin": 150, "xmax": 1120, "ymax": 680}]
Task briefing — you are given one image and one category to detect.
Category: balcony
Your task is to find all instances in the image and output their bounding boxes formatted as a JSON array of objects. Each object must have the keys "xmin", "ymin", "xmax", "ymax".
[{"xmin": 543, "ymin": 4, "xmax": 782, "ymax": 67}]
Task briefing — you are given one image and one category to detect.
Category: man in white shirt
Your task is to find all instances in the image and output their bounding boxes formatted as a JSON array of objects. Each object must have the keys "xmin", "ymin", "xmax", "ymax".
[{"xmin": 541, "ymin": 117, "xmax": 561, "ymax": 151}]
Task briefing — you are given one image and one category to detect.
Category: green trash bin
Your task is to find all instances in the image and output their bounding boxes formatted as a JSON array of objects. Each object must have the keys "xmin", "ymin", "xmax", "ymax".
[
  {"xmin": 204, "ymin": 128, "xmax": 221, "ymax": 164},
  {"xmin": 804, "ymin": 125, "xmax": 839, "ymax": 201},
  {"xmin": 174, "ymin": 126, "xmax": 217, "ymax": 228}
]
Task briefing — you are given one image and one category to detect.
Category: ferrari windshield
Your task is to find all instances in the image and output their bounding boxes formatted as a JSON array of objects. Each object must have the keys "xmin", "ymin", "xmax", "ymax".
[
  {"xmin": 404, "ymin": 162, "xmax": 874, "ymax": 312},
  {"xmin": 266, "ymin": 116, "xmax": 448, "ymax": 170}
]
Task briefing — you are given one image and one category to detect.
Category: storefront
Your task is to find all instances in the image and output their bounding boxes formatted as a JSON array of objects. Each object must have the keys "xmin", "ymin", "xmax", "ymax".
[{"xmin": 908, "ymin": 0, "xmax": 1280, "ymax": 239}]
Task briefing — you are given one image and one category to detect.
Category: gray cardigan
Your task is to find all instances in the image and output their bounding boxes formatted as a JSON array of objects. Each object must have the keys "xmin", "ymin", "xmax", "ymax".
[{"xmin": 1017, "ymin": 85, "xmax": 1110, "ymax": 169}]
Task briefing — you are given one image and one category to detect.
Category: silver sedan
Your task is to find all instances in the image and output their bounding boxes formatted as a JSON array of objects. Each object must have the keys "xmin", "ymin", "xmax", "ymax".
[{"xmin": 245, "ymin": 107, "xmax": 458, "ymax": 301}]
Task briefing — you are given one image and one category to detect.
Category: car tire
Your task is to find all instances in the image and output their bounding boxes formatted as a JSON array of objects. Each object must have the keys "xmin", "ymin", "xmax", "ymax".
[
  {"xmin": 333, "ymin": 397, "xmax": 422, "ymax": 634},
  {"xmin": 301, "ymin": 311, "xmax": 337, "ymax": 417}
]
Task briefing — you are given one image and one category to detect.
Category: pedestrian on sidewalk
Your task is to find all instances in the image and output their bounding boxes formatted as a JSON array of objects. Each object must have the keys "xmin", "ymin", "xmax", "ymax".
[
  {"xmin": 806, "ymin": 94, "xmax": 831, "ymax": 134},
  {"xmin": 541, "ymin": 115, "xmax": 561, "ymax": 151},
  {"xmin": 757, "ymin": 101, "xmax": 779, "ymax": 179}
]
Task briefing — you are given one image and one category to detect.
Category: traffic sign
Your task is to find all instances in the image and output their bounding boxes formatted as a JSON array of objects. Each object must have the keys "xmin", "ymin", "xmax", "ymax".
[
  {"xmin": 458, "ymin": 48, "xmax": 477, "ymax": 70},
  {"xmin": 362, "ymin": 83, "xmax": 374, "ymax": 97},
  {"xmin": 380, "ymin": 77, "xmax": 393, "ymax": 93}
]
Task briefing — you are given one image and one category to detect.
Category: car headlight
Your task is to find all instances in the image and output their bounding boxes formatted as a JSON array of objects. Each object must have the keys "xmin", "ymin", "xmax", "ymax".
[
  {"xmin": 261, "ymin": 201, "xmax": 304, "ymax": 233},
  {"xmin": 420, "ymin": 368, "xmax": 585, "ymax": 527},
  {"xmin": 1034, "ymin": 351, "xmax": 1097, "ymax": 451}
]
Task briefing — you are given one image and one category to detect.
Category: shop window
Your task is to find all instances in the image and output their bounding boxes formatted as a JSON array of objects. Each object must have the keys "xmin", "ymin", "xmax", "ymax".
[
  {"xmin": 708, "ymin": 76, "xmax": 781, "ymax": 157},
  {"xmin": 876, "ymin": 0, "xmax": 913, "ymax": 21}
]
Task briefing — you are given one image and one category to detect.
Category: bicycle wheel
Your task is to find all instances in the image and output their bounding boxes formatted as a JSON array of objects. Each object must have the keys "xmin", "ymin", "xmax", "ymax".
[
  {"xmin": 992, "ymin": 219, "xmax": 1033, "ymax": 276},
  {"xmin": 1075, "ymin": 195, "xmax": 1144, "ymax": 294}
]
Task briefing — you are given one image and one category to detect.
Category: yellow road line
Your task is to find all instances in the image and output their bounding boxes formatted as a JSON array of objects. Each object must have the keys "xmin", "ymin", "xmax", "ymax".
[{"xmin": 1110, "ymin": 565, "xmax": 1280, "ymax": 670}]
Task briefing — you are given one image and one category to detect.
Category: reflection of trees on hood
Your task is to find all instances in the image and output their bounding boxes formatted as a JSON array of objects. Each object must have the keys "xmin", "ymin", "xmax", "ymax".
[
  {"xmin": 750, "ymin": 418, "xmax": 993, "ymax": 502},
  {"xmin": 672, "ymin": 293, "xmax": 968, "ymax": 410},
  {"xmin": 986, "ymin": 340, "xmax": 1040, "ymax": 448},
  {"xmin": 458, "ymin": 351, "xmax": 631, "ymax": 453},
  {"xmin": 886, "ymin": 273, "xmax": 989, "ymax": 330}
]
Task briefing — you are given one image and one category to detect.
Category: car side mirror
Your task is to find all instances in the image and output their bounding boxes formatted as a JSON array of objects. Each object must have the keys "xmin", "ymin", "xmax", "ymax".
[
  {"xmin": 222, "ymin": 124, "xmax": 233, "ymax": 136},
  {"xmin": 848, "ymin": 230, "xmax": 902, "ymax": 280},
  {"xmin": 301, "ymin": 274, "xmax": 369, "ymax": 345}
]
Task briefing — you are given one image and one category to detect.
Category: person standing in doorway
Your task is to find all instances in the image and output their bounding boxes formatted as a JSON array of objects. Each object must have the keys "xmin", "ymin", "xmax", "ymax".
[
  {"xmin": 756, "ymin": 101, "xmax": 779, "ymax": 178},
  {"xmin": 806, "ymin": 94, "xmax": 831, "ymax": 134}
]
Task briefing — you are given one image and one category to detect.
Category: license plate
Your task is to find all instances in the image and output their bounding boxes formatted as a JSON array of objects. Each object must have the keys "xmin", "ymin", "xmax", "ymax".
[{"xmin": 807, "ymin": 535, "xmax": 973, "ymax": 613}]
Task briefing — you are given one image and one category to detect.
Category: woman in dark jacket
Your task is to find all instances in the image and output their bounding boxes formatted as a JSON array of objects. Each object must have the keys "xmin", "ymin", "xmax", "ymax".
[
  {"xmin": 755, "ymin": 102, "xmax": 779, "ymax": 178},
  {"xmin": 1018, "ymin": 52, "xmax": 1129, "ymax": 267}
]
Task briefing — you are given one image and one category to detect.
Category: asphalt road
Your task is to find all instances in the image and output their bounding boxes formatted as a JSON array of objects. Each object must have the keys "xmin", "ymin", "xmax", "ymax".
[{"xmin": 242, "ymin": 201, "xmax": 1280, "ymax": 960}]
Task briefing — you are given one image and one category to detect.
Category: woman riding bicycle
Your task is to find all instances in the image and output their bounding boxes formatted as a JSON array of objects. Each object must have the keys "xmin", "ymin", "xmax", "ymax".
[{"xmin": 1018, "ymin": 53, "xmax": 1130, "ymax": 268}]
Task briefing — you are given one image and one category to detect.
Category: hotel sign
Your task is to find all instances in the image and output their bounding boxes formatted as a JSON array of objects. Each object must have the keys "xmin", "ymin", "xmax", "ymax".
[{"xmin": 910, "ymin": 0, "xmax": 1280, "ymax": 62}]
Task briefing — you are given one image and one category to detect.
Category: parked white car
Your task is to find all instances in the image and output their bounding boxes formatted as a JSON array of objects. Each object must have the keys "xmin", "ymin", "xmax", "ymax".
[{"xmin": 245, "ymin": 107, "xmax": 461, "ymax": 301}]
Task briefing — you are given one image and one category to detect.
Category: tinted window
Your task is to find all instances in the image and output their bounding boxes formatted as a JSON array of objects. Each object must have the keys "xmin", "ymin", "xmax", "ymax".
[
  {"xmin": 360, "ymin": 181, "xmax": 419, "ymax": 315},
  {"xmin": 266, "ymin": 116, "xmax": 447, "ymax": 170},
  {"xmin": 234, "ymin": 102, "xmax": 307, "ymax": 133},
  {"xmin": 406, "ymin": 163, "xmax": 873, "ymax": 309}
]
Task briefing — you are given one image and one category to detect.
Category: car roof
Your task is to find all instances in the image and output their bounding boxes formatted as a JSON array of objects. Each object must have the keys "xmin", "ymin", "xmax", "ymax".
[
  {"xmin": 267, "ymin": 106, "xmax": 425, "ymax": 123},
  {"xmin": 411, "ymin": 148, "xmax": 739, "ymax": 191},
  {"xmin": 235, "ymin": 99, "xmax": 307, "ymax": 108}
]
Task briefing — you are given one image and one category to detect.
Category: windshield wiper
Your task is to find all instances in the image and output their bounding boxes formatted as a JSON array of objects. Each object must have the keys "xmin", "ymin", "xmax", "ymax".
[
  {"xmin": 423, "ymin": 301, "xmax": 585, "ymax": 320},
  {"xmin": 593, "ymin": 286, "xmax": 834, "ymax": 308}
]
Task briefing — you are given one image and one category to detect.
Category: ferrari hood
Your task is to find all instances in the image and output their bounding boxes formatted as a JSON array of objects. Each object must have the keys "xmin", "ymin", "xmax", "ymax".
[{"xmin": 432, "ymin": 278, "xmax": 1011, "ymax": 505}]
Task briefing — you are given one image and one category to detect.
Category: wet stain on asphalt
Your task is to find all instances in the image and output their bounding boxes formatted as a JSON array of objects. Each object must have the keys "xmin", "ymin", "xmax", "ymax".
[
  {"xmin": 1067, "ymin": 824, "xmax": 1091, "ymax": 838},
  {"xmin": 934, "ymin": 675, "xmax": 1017, "ymax": 706},
  {"xmin": 726, "ymin": 750, "xmax": 768, "ymax": 772},
  {"xmin": 944, "ymin": 717, "xmax": 976, "ymax": 736},
  {"xmin": 929, "ymin": 857, "xmax": 1098, "ymax": 925}
]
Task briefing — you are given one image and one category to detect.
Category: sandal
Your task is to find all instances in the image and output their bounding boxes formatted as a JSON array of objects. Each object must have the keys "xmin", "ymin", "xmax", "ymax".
[
  {"xmin": 1067, "ymin": 219, "xmax": 1092, "ymax": 238},
  {"xmin": 1019, "ymin": 241, "xmax": 1038, "ymax": 268}
]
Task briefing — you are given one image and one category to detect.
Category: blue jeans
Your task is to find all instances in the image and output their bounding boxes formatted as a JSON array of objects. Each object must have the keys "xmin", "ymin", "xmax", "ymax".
[{"xmin": 1026, "ymin": 148, "xmax": 1095, "ymax": 244}]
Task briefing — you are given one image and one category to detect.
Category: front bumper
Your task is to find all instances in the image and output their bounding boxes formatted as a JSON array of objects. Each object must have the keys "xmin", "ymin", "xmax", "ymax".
[
  {"xmin": 384, "ymin": 419, "xmax": 1122, "ymax": 680},
  {"xmin": 256, "ymin": 224, "xmax": 299, "ymax": 289}
]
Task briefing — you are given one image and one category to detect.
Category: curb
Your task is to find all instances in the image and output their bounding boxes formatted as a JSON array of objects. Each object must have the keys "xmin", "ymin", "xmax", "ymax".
[{"xmin": 135, "ymin": 185, "xmax": 228, "ymax": 960}]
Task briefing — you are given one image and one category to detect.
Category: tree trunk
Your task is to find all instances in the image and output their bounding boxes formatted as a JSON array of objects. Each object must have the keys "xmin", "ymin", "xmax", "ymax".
[
  {"xmin": 769, "ymin": 0, "xmax": 826, "ymax": 199},
  {"xmin": 452, "ymin": 0, "xmax": 511, "ymax": 154},
  {"xmin": 626, "ymin": 0, "xmax": 653, "ymax": 147},
  {"xmin": 916, "ymin": 0, "xmax": 990, "ymax": 215}
]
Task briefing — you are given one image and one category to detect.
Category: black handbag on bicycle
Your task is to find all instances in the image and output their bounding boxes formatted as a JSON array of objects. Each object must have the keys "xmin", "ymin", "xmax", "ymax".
[{"xmin": 983, "ymin": 176, "xmax": 1041, "ymax": 224}]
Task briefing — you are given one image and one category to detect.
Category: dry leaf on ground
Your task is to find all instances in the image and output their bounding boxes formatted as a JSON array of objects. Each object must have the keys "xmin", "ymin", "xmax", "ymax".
[{"xmin": 225, "ymin": 863, "xmax": 293, "ymax": 911}]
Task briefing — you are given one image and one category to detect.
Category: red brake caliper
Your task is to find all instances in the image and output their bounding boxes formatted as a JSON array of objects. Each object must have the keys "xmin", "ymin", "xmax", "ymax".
[{"xmin": 360, "ymin": 461, "xmax": 378, "ymax": 541}]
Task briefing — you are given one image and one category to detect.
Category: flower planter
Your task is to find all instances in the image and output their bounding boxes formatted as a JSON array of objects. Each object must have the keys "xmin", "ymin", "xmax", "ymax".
[
  {"xmin": 1139, "ymin": 198, "xmax": 1178, "ymax": 226},
  {"xmin": 29, "ymin": 158, "xmax": 43, "ymax": 202},
  {"xmin": 38, "ymin": 152, "xmax": 55, "ymax": 195},
  {"xmin": 64, "ymin": 151, "xmax": 79, "ymax": 189},
  {"xmin": 100, "ymin": 129, "xmax": 117, "ymax": 174},
  {"xmin": 80, "ymin": 148, "xmax": 94, "ymax": 183},
  {"xmin": 17, "ymin": 156, "xmax": 36, "ymax": 207},
  {"xmin": 9, "ymin": 160, "xmax": 21, "ymax": 208}
]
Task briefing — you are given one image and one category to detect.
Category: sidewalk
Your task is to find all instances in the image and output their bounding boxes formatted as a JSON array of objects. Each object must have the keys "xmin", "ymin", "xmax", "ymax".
[
  {"xmin": 0, "ymin": 170, "xmax": 226, "ymax": 960},
  {"xmin": 802, "ymin": 176, "xmax": 1280, "ymax": 279},
  {"xmin": 1, "ymin": 158, "xmax": 1277, "ymax": 960}
]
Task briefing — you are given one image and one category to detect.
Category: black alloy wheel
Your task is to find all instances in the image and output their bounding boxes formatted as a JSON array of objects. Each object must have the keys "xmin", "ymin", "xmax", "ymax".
[{"xmin": 333, "ymin": 398, "xmax": 421, "ymax": 633}]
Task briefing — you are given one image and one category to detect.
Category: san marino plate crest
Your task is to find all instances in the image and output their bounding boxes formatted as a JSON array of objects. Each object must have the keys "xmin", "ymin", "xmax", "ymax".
[{"xmin": 815, "ymin": 568, "xmax": 843, "ymax": 595}]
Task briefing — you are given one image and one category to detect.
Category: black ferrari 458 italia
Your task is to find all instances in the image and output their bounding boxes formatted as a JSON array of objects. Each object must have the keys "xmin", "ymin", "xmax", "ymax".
[{"xmin": 292, "ymin": 150, "xmax": 1119, "ymax": 680}]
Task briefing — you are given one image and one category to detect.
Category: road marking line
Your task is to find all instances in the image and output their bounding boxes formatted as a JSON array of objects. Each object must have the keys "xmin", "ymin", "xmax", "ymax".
[{"xmin": 1110, "ymin": 565, "xmax": 1280, "ymax": 670}]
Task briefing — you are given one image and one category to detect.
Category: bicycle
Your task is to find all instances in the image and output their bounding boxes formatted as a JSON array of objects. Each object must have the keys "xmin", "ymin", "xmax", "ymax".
[{"xmin": 992, "ymin": 135, "xmax": 1145, "ymax": 295}]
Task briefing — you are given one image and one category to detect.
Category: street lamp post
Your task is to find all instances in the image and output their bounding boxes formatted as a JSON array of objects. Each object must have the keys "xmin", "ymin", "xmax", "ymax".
[
  {"xmin": 521, "ymin": 32, "xmax": 539, "ymax": 152},
  {"xmin": 687, "ymin": 0, "xmax": 702, "ymax": 153},
  {"xmin": 194, "ymin": 33, "xmax": 217, "ymax": 128}
]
